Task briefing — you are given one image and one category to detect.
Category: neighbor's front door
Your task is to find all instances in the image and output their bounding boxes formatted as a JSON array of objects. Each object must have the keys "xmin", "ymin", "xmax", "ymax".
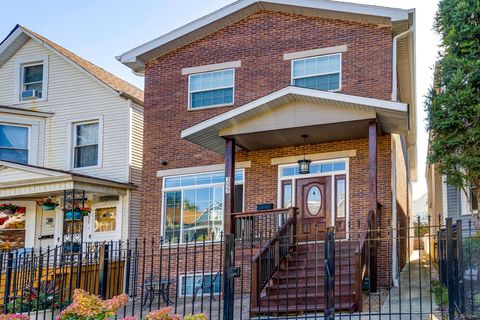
[{"xmin": 296, "ymin": 176, "xmax": 331, "ymax": 239}]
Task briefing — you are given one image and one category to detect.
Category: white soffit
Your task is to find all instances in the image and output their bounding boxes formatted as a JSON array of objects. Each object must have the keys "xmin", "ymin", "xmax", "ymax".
[
  {"xmin": 181, "ymin": 86, "xmax": 408, "ymax": 154},
  {"xmin": 117, "ymin": 0, "xmax": 411, "ymax": 72}
]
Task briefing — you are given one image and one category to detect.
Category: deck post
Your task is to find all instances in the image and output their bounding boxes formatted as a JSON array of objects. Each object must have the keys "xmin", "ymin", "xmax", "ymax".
[
  {"xmin": 368, "ymin": 121, "xmax": 378, "ymax": 292},
  {"xmin": 224, "ymin": 138, "xmax": 236, "ymax": 235}
]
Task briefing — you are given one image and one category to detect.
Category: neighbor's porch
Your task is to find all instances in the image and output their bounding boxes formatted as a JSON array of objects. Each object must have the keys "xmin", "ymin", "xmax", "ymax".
[{"xmin": 0, "ymin": 161, "xmax": 134, "ymax": 251}]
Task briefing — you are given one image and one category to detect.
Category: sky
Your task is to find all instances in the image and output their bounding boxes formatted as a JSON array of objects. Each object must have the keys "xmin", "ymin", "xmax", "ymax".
[{"xmin": 0, "ymin": 0, "xmax": 440, "ymax": 200}]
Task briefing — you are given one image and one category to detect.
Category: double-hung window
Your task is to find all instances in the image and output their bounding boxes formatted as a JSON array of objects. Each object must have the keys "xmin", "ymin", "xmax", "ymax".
[
  {"xmin": 73, "ymin": 121, "xmax": 99, "ymax": 168},
  {"xmin": 189, "ymin": 69, "xmax": 234, "ymax": 109},
  {"xmin": 163, "ymin": 170, "xmax": 244, "ymax": 243},
  {"xmin": 292, "ymin": 53, "xmax": 341, "ymax": 91},
  {"xmin": 0, "ymin": 124, "xmax": 29, "ymax": 164},
  {"xmin": 21, "ymin": 63, "xmax": 44, "ymax": 100}
]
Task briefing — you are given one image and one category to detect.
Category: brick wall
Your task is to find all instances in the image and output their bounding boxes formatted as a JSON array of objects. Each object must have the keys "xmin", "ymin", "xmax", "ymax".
[
  {"xmin": 142, "ymin": 10, "xmax": 393, "ymax": 238},
  {"xmin": 141, "ymin": 10, "xmax": 398, "ymax": 287}
]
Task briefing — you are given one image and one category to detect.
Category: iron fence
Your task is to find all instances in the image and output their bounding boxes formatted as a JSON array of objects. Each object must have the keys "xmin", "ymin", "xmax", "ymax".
[{"xmin": 0, "ymin": 216, "xmax": 477, "ymax": 320}]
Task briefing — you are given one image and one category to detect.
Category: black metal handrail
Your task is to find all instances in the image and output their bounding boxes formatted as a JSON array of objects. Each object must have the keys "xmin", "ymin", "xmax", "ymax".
[{"xmin": 250, "ymin": 212, "xmax": 297, "ymax": 308}]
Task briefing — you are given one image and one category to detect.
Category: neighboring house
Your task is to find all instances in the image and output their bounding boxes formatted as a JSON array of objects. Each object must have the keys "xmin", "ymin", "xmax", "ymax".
[
  {"xmin": 0, "ymin": 25, "xmax": 143, "ymax": 250},
  {"xmin": 118, "ymin": 0, "xmax": 415, "ymax": 312},
  {"xmin": 426, "ymin": 153, "xmax": 478, "ymax": 234},
  {"xmin": 413, "ymin": 193, "xmax": 428, "ymax": 222}
]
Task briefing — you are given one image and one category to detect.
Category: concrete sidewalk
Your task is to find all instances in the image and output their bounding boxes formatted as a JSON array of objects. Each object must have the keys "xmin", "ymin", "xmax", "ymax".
[{"xmin": 379, "ymin": 250, "xmax": 441, "ymax": 320}]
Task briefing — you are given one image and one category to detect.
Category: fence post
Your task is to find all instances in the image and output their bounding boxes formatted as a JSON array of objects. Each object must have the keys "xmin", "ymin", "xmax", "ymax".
[
  {"xmin": 223, "ymin": 234, "xmax": 235, "ymax": 320},
  {"xmin": 98, "ymin": 243, "xmax": 110, "ymax": 299},
  {"xmin": 446, "ymin": 218, "xmax": 456, "ymax": 319},
  {"xmin": 2, "ymin": 252, "xmax": 14, "ymax": 314},
  {"xmin": 324, "ymin": 226, "xmax": 335, "ymax": 320},
  {"xmin": 456, "ymin": 219, "xmax": 465, "ymax": 314}
]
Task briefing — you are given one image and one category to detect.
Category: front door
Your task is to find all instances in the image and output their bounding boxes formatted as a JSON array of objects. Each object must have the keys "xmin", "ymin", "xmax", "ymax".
[{"xmin": 296, "ymin": 176, "xmax": 331, "ymax": 239}]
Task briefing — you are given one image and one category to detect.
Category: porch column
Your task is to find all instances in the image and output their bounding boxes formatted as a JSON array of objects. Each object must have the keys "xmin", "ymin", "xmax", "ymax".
[
  {"xmin": 368, "ymin": 121, "xmax": 377, "ymax": 212},
  {"xmin": 224, "ymin": 138, "xmax": 235, "ymax": 235},
  {"xmin": 368, "ymin": 120, "xmax": 378, "ymax": 292}
]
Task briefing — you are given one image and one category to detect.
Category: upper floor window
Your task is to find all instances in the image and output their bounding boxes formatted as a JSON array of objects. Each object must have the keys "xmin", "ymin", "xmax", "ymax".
[
  {"xmin": 189, "ymin": 69, "xmax": 234, "ymax": 109},
  {"xmin": 0, "ymin": 124, "xmax": 29, "ymax": 164},
  {"xmin": 292, "ymin": 53, "xmax": 341, "ymax": 91},
  {"xmin": 74, "ymin": 121, "xmax": 99, "ymax": 168},
  {"xmin": 21, "ymin": 63, "xmax": 43, "ymax": 100}
]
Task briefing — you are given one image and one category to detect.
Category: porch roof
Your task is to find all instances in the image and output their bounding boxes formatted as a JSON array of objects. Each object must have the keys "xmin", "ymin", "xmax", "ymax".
[
  {"xmin": 181, "ymin": 86, "xmax": 408, "ymax": 154},
  {"xmin": 0, "ymin": 161, "xmax": 136, "ymax": 199}
]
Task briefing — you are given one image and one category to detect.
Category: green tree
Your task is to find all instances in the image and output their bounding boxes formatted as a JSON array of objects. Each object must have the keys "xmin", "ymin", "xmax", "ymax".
[{"xmin": 426, "ymin": 0, "xmax": 480, "ymax": 206}]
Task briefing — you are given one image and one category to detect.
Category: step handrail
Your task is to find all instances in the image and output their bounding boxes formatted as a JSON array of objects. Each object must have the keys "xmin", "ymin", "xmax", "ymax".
[
  {"xmin": 354, "ymin": 209, "xmax": 377, "ymax": 312},
  {"xmin": 250, "ymin": 209, "xmax": 297, "ymax": 308}
]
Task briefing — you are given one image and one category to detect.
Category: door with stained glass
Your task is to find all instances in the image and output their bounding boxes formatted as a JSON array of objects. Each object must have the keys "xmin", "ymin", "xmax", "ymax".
[{"xmin": 296, "ymin": 176, "xmax": 331, "ymax": 239}]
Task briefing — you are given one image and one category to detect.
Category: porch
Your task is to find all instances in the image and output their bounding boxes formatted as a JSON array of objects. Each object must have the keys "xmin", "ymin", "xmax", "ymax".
[{"xmin": 0, "ymin": 161, "xmax": 134, "ymax": 250}]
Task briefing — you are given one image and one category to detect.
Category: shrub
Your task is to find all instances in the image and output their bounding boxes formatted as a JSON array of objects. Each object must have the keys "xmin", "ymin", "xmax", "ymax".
[
  {"xmin": 57, "ymin": 289, "xmax": 128, "ymax": 320},
  {"xmin": 431, "ymin": 280, "xmax": 448, "ymax": 307},
  {"xmin": 0, "ymin": 315, "xmax": 30, "ymax": 320}
]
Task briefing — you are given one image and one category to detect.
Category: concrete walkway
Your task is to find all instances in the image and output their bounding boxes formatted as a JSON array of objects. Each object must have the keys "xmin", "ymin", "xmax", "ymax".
[{"xmin": 379, "ymin": 250, "xmax": 441, "ymax": 320}]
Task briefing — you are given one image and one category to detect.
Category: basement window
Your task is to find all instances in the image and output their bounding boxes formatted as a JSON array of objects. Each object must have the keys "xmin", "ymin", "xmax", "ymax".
[{"xmin": 292, "ymin": 53, "xmax": 341, "ymax": 91}]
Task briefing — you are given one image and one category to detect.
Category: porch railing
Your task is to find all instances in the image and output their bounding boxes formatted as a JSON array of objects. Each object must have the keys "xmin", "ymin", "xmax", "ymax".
[
  {"xmin": 231, "ymin": 208, "xmax": 296, "ymax": 241},
  {"xmin": 354, "ymin": 209, "xmax": 377, "ymax": 311},
  {"xmin": 251, "ymin": 216, "xmax": 297, "ymax": 309}
]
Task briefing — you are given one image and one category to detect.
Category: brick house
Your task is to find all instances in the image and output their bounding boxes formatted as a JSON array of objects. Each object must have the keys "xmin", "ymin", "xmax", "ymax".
[{"xmin": 119, "ymin": 0, "xmax": 416, "ymax": 312}]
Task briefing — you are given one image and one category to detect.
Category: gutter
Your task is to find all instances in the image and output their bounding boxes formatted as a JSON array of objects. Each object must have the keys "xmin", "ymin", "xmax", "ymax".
[{"xmin": 391, "ymin": 26, "xmax": 413, "ymax": 102}]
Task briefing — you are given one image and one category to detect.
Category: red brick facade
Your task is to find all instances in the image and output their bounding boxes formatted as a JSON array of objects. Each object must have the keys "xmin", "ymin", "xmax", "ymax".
[{"xmin": 142, "ymin": 10, "xmax": 395, "ymax": 239}]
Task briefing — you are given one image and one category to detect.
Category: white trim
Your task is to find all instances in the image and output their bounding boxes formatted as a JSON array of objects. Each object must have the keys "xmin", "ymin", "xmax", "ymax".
[
  {"xmin": 391, "ymin": 135, "xmax": 398, "ymax": 285},
  {"xmin": 118, "ymin": 0, "xmax": 410, "ymax": 70},
  {"xmin": 0, "ymin": 121, "xmax": 39, "ymax": 165},
  {"xmin": 66, "ymin": 116, "xmax": 104, "ymax": 171},
  {"xmin": 441, "ymin": 175, "xmax": 448, "ymax": 224},
  {"xmin": 181, "ymin": 86, "xmax": 408, "ymax": 139},
  {"xmin": 88, "ymin": 200, "xmax": 122, "ymax": 242},
  {"xmin": 157, "ymin": 161, "xmax": 251, "ymax": 177},
  {"xmin": 182, "ymin": 60, "xmax": 241, "ymax": 75},
  {"xmin": 276, "ymin": 157, "xmax": 349, "ymax": 236},
  {"xmin": 13, "ymin": 55, "xmax": 49, "ymax": 104},
  {"xmin": 290, "ymin": 53, "xmax": 342, "ymax": 92},
  {"xmin": 271, "ymin": 150, "xmax": 356, "ymax": 166},
  {"xmin": 188, "ymin": 69, "xmax": 235, "ymax": 110},
  {"xmin": 284, "ymin": 45, "xmax": 347, "ymax": 60},
  {"xmin": 160, "ymin": 169, "xmax": 245, "ymax": 243},
  {"xmin": 0, "ymin": 106, "xmax": 53, "ymax": 118}
]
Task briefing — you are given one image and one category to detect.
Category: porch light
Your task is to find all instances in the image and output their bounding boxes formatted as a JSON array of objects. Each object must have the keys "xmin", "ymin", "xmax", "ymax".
[{"xmin": 298, "ymin": 134, "xmax": 311, "ymax": 174}]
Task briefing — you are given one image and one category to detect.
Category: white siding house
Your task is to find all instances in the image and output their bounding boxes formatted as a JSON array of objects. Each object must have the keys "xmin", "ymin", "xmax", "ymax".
[{"xmin": 0, "ymin": 25, "xmax": 143, "ymax": 250}]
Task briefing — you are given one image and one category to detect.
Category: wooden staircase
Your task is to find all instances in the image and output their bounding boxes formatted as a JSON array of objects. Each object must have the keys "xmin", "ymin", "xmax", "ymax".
[{"xmin": 251, "ymin": 241, "xmax": 362, "ymax": 315}]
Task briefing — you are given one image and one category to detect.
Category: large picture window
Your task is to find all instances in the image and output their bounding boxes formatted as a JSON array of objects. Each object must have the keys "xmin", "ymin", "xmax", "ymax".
[
  {"xmin": 189, "ymin": 69, "xmax": 234, "ymax": 109},
  {"xmin": 0, "ymin": 124, "xmax": 29, "ymax": 164},
  {"xmin": 292, "ymin": 53, "xmax": 341, "ymax": 91},
  {"xmin": 73, "ymin": 121, "xmax": 99, "ymax": 168},
  {"xmin": 163, "ymin": 170, "xmax": 244, "ymax": 243}
]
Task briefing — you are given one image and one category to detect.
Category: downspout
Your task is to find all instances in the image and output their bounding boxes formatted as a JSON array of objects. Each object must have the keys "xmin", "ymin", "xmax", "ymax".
[
  {"xmin": 391, "ymin": 27, "xmax": 413, "ymax": 102},
  {"xmin": 391, "ymin": 26, "xmax": 412, "ymax": 286}
]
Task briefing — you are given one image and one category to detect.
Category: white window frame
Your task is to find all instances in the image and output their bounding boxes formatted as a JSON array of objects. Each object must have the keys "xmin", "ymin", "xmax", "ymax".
[
  {"xmin": 178, "ymin": 272, "xmax": 223, "ymax": 297},
  {"xmin": 188, "ymin": 69, "xmax": 235, "ymax": 110},
  {"xmin": 88, "ymin": 200, "xmax": 122, "ymax": 242},
  {"xmin": 161, "ymin": 169, "xmax": 245, "ymax": 245},
  {"xmin": 0, "ymin": 120, "xmax": 39, "ymax": 165},
  {"xmin": 277, "ymin": 158, "xmax": 349, "ymax": 236},
  {"xmin": 14, "ymin": 55, "xmax": 49, "ymax": 104},
  {"xmin": 291, "ymin": 53, "xmax": 342, "ymax": 92},
  {"xmin": 66, "ymin": 117, "xmax": 103, "ymax": 170}
]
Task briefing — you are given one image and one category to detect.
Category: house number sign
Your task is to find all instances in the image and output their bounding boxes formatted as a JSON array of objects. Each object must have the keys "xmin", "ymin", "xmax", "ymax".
[{"xmin": 225, "ymin": 177, "xmax": 231, "ymax": 194}]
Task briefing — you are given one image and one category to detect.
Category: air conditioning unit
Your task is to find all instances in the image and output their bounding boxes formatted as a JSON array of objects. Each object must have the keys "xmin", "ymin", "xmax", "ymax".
[{"xmin": 21, "ymin": 90, "xmax": 41, "ymax": 100}]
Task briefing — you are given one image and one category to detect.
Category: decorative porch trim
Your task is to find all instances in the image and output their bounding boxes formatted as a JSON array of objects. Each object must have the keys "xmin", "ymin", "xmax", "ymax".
[
  {"xmin": 283, "ymin": 44, "xmax": 348, "ymax": 60},
  {"xmin": 156, "ymin": 161, "xmax": 251, "ymax": 177},
  {"xmin": 270, "ymin": 150, "xmax": 356, "ymax": 166},
  {"xmin": 181, "ymin": 60, "xmax": 241, "ymax": 75}
]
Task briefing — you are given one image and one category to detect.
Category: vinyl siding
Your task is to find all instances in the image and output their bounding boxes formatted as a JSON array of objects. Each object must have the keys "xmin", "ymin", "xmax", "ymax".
[
  {"xmin": 446, "ymin": 184, "xmax": 461, "ymax": 219},
  {"xmin": 0, "ymin": 39, "xmax": 130, "ymax": 182},
  {"xmin": 128, "ymin": 102, "xmax": 143, "ymax": 239}
]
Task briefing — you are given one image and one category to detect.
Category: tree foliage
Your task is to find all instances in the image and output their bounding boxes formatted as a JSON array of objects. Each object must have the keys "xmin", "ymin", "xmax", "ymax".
[{"xmin": 426, "ymin": 0, "xmax": 480, "ymax": 198}]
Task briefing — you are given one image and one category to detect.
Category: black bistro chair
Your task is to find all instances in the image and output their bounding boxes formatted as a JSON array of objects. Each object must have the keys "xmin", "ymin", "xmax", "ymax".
[
  {"xmin": 142, "ymin": 277, "xmax": 175, "ymax": 309},
  {"xmin": 191, "ymin": 271, "xmax": 221, "ymax": 305}
]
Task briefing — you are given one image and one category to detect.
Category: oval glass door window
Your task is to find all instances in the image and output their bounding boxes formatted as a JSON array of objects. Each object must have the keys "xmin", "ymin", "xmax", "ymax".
[{"xmin": 307, "ymin": 186, "xmax": 322, "ymax": 216}]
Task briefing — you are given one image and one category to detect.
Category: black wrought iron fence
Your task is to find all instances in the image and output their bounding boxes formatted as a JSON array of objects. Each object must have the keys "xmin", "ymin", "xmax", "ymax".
[{"xmin": 0, "ymin": 215, "xmax": 478, "ymax": 320}]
